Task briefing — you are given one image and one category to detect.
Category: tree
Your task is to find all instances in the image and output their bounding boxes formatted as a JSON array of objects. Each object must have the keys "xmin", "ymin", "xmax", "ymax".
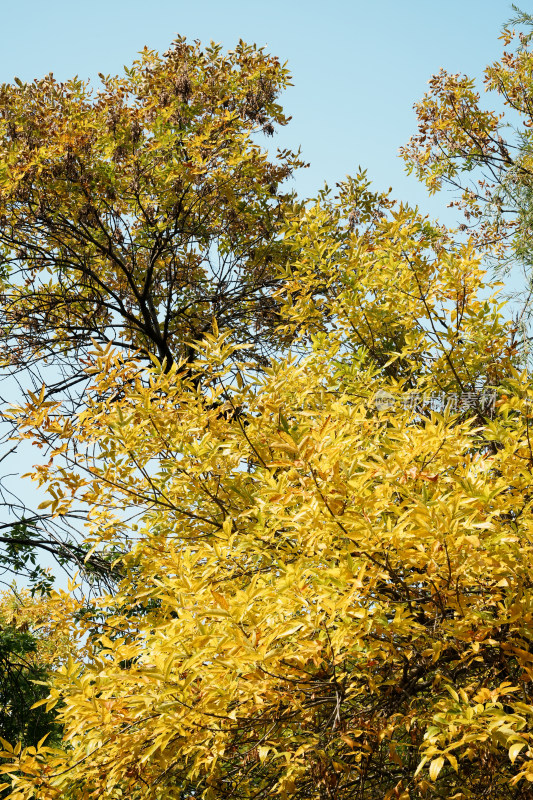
[
  {"xmin": 0, "ymin": 36, "xmax": 305, "ymax": 585},
  {"xmin": 401, "ymin": 7, "xmax": 533, "ymax": 335},
  {"xmin": 0, "ymin": 36, "xmax": 302, "ymax": 380},
  {"xmin": 0, "ymin": 589, "xmax": 74, "ymax": 756},
  {"xmin": 4, "ymin": 183, "xmax": 532, "ymax": 799}
]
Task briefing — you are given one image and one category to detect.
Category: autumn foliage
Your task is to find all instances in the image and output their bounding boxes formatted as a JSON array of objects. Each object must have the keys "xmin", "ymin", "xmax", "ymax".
[
  {"xmin": 0, "ymin": 163, "xmax": 529, "ymax": 800},
  {"xmin": 0, "ymin": 37, "xmax": 303, "ymax": 393},
  {"xmin": 0, "ymin": 589, "xmax": 74, "ymax": 754},
  {"xmin": 401, "ymin": 7, "xmax": 533, "ymax": 292},
  {"xmin": 0, "ymin": 34, "xmax": 305, "ymax": 588},
  {"xmin": 2, "ymin": 26, "xmax": 533, "ymax": 800}
]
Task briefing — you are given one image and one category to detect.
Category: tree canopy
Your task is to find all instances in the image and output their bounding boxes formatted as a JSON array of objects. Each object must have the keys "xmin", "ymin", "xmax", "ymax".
[
  {"xmin": 3, "ymin": 23, "xmax": 533, "ymax": 800},
  {"xmin": 402, "ymin": 7, "xmax": 533, "ymax": 330},
  {"xmin": 0, "ymin": 589, "xmax": 72, "ymax": 763},
  {"xmin": 1, "ymin": 178, "xmax": 528, "ymax": 799},
  {"xmin": 0, "ymin": 35, "xmax": 304, "ymax": 587}
]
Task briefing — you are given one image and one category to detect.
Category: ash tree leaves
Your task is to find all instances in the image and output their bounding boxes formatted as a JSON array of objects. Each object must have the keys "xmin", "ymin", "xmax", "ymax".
[
  {"xmin": 401, "ymin": 7, "xmax": 533, "ymax": 329},
  {"xmin": 0, "ymin": 588, "xmax": 73, "ymax": 772},
  {"xmin": 3, "ymin": 24, "xmax": 533, "ymax": 800},
  {"xmin": 0, "ymin": 35, "xmax": 305, "ymax": 591},
  {"xmin": 2, "ymin": 174, "xmax": 533, "ymax": 800},
  {"xmin": 0, "ymin": 36, "xmax": 305, "ymax": 398}
]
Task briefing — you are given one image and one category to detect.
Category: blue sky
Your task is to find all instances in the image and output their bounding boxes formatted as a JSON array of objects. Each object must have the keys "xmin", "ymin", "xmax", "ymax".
[{"xmin": 0, "ymin": 0, "xmax": 512, "ymax": 218}]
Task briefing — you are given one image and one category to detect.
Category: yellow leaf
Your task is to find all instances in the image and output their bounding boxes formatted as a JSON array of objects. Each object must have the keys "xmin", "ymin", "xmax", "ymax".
[
  {"xmin": 30, "ymin": 698, "xmax": 50, "ymax": 710},
  {"xmin": 211, "ymin": 590, "xmax": 229, "ymax": 610},
  {"xmin": 429, "ymin": 757, "xmax": 444, "ymax": 781},
  {"xmin": 447, "ymin": 753, "xmax": 458, "ymax": 771},
  {"xmin": 258, "ymin": 746, "xmax": 269, "ymax": 763},
  {"xmin": 509, "ymin": 741, "xmax": 526, "ymax": 763}
]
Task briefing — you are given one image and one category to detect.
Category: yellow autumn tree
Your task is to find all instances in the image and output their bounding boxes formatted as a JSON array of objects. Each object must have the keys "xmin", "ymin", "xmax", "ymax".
[
  {"xmin": 0, "ymin": 587, "xmax": 78, "ymax": 766},
  {"xmin": 401, "ymin": 8, "xmax": 533, "ymax": 322},
  {"xmin": 0, "ymin": 35, "xmax": 306, "ymax": 588},
  {"xmin": 1, "ymin": 181, "xmax": 531, "ymax": 799}
]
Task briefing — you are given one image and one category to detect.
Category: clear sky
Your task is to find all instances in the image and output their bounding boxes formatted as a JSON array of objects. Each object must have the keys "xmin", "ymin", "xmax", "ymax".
[
  {"xmin": 0, "ymin": 0, "xmax": 519, "ymax": 587},
  {"xmin": 0, "ymin": 0, "xmax": 512, "ymax": 216}
]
